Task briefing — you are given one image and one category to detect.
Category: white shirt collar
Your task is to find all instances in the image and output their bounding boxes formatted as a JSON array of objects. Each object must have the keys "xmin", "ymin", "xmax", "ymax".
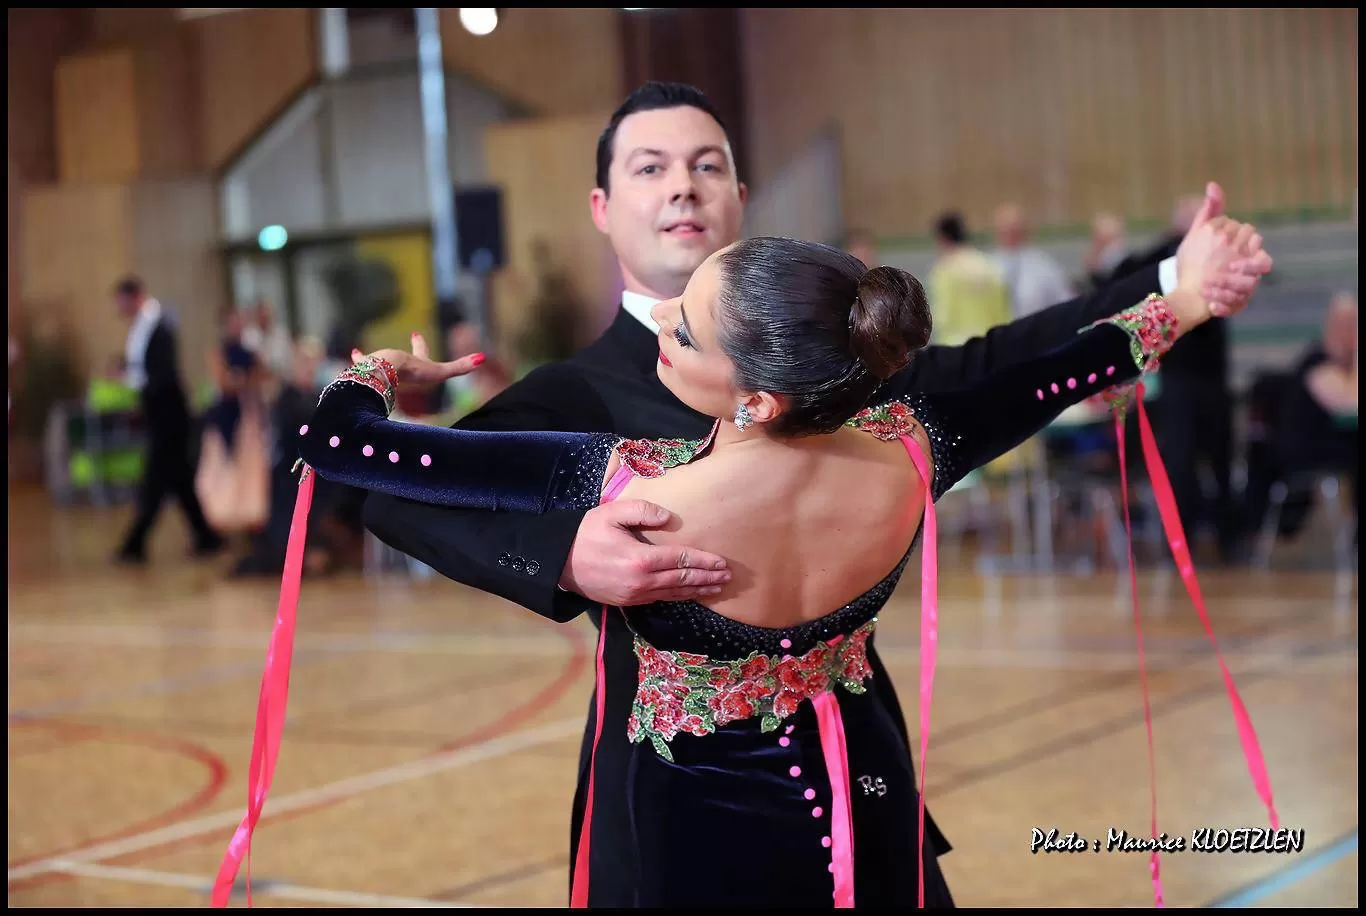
[
  {"xmin": 621, "ymin": 290, "xmax": 661, "ymax": 334},
  {"xmin": 124, "ymin": 298, "xmax": 164, "ymax": 390}
]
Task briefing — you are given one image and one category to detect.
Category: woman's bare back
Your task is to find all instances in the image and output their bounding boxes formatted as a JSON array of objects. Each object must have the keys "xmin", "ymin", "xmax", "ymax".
[{"xmin": 612, "ymin": 425, "xmax": 931, "ymax": 629}]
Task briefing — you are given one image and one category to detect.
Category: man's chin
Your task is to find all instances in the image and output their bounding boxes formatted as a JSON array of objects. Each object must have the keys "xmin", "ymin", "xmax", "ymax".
[
  {"xmin": 662, "ymin": 232, "xmax": 718, "ymax": 259},
  {"xmin": 658, "ymin": 252, "xmax": 712, "ymax": 284}
]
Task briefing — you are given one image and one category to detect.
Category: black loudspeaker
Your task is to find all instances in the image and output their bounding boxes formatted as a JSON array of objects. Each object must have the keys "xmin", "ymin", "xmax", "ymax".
[{"xmin": 454, "ymin": 186, "xmax": 506, "ymax": 274}]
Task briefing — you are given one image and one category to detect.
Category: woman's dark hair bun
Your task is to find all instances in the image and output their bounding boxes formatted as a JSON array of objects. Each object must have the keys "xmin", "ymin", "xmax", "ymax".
[{"xmin": 848, "ymin": 266, "xmax": 933, "ymax": 380}]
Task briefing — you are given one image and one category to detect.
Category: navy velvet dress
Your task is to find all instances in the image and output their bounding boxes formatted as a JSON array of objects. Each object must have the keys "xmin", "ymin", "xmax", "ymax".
[{"xmin": 281, "ymin": 296, "xmax": 1177, "ymax": 907}]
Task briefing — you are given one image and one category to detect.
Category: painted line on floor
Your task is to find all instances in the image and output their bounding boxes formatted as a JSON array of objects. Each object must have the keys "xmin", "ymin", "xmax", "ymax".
[
  {"xmin": 46, "ymin": 860, "xmax": 469, "ymax": 907},
  {"xmin": 7, "ymin": 715, "xmax": 584, "ymax": 882},
  {"xmin": 1205, "ymin": 828, "xmax": 1357, "ymax": 907}
]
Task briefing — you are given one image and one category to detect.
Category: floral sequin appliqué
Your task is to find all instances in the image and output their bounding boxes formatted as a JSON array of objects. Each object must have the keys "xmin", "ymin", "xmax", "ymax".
[
  {"xmin": 845, "ymin": 399, "xmax": 919, "ymax": 441},
  {"xmin": 614, "ymin": 421, "xmax": 719, "ymax": 479},
  {"xmin": 627, "ymin": 620, "xmax": 876, "ymax": 762},
  {"xmin": 1082, "ymin": 292, "xmax": 1178, "ymax": 412}
]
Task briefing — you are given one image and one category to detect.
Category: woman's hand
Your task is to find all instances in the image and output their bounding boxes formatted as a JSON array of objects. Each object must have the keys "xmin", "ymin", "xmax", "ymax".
[
  {"xmin": 1169, "ymin": 213, "xmax": 1273, "ymax": 337},
  {"xmin": 1175, "ymin": 182, "xmax": 1274, "ymax": 321},
  {"xmin": 352, "ymin": 333, "xmax": 486, "ymax": 389}
]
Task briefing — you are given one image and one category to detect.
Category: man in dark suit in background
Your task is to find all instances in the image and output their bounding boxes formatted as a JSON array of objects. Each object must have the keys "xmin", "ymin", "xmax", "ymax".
[
  {"xmin": 359, "ymin": 82, "xmax": 1270, "ymax": 898},
  {"xmin": 1100, "ymin": 196, "xmax": 1241, "ymax": 561},
  {"xmin": 114, "ymin": 275, "xmax": 223, "ymax": 564}
]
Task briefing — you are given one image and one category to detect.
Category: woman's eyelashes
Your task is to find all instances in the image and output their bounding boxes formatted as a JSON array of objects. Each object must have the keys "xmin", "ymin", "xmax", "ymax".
[{"xmin": 672, "ymin": 325, "xmax": 695, "ymax": 350}]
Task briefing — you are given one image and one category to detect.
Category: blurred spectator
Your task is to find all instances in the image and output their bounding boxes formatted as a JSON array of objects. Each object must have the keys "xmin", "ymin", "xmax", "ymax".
[
  {"xmin": 842, "ymin": 228, "xmax": 879, "ymax": 269},
  {"xmin": 990, "ymin": 202, "xmax": 1075, "ymax": 318},
  {"xmin": 1084, "ymin": 211, "xmax": 1129, "ymax": 288},
  {"xmin": 1244, "ymin": 292, "xmax": 1358, "ymax": 541},
  {"xmin": 232, "ymin": 336, "xmax": 359, "ymax": 577},
  {"xmin": 195, "ymin": 308, "xmax": 270, "ymax": 537},
  {"xmin": 113, "ymin": 275, "xmax": 223, "ymax": 564},
  {"xmin": 927, "ymin": 211, "xmax": 1011, "ymax": 347},
  {"xmin": 242, "ymin": 299, "xmax": 293, "ymax": 381}
]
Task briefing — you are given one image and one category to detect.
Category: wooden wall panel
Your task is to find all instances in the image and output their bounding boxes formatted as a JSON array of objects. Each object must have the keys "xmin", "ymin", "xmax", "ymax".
[
  {"xmin": 8, "ymin": 9, "xmax": 93, "ymax": 185},
  {"xmin": 55, "ymin": 48, "xmax": 140, "ymax": 184},
  {"xmin": 193, "ymin": 8, "xmax": 318, "ymax": 170},
  {"xmin": 129, "ymin": 178, "xmax": 226, "ymax": 390},
  {"xmin": 19, "ymin": 184, "xmax": 133, "ymax": 376},
  {"xmin": 8, "ymin": 8, "xmax": 93, "ymax": 329},
  {"xmin": 742, "ymin": 8, "xmax": 1358, "ymax": 240},
  {"xmin": 439, "ymin": 8, "xmax": 622, "ymax": 116},
  {"xmin": 619, "ymin": 8, "xmax": 749, "ymax": 183},
  {"xmin": 482, "ymin": 113, "xmax": 619, "ymax": 359},
  {"xmin": 17, "ymin": 177, "xmax": 223, "ymax": 392},
  {"xmin": 132, "ymin": 27, "xmax": 202, "ymax": 178}
]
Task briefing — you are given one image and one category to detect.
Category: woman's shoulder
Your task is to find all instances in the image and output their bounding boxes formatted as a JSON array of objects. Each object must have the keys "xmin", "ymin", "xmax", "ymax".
[
  {"xmin": 613, "ymin": 421, "xmax": 721, "ymax": 480},
  {"xmin": 845, "ymin": 395, "xmax": 940, "ymax": 492},
  {"xmin": 845, "ymin": 397, "xmax": 920, "ymax": 441}
]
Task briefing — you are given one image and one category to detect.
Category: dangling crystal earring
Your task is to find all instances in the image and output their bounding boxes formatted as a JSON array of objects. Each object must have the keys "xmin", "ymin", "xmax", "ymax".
[{"xmin": 734, "ymin": 404, "xmax": 753, "ymax": 431}]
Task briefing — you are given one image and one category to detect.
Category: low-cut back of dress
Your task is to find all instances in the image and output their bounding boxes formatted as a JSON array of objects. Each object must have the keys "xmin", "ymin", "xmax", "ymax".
[{"xmin": 572, "ymin": 426, "xmax": 940, "ymax": 909}]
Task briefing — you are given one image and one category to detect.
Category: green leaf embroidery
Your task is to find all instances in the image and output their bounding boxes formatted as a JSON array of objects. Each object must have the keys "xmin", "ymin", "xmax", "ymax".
[{"xmin": 629, "ymin": 619, "xmax": 878, "ymax": 759}]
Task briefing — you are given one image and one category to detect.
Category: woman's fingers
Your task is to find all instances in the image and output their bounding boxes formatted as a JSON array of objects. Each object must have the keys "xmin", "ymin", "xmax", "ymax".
[
  {"xmin": 435, "ymin": 352, "xmax": 486, "ymax": 380},
  {"xmin": 411, "ymin": 332, "xmax": 430, "ymax": 360}
]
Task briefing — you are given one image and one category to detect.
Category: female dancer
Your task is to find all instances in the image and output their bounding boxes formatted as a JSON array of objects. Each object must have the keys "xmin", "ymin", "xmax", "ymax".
[{"xmin": 215, "ymin": 224, "xmax": 1276, "ymax": 908}]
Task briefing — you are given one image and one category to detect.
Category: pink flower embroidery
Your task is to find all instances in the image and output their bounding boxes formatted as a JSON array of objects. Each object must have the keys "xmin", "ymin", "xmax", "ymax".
[{"xmin": 627, "ymin": 619, "xmax": 878, "ymax": 762}]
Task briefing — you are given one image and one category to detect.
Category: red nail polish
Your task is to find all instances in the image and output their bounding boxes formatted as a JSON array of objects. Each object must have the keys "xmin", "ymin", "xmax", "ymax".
[{"xmin": 471, "ymin": 353, "xmax": 486, "ymax": 367}]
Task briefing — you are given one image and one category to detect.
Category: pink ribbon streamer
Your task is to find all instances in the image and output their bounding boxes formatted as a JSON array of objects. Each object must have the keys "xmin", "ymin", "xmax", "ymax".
[
  {"xmin": 1131, "ymin": 387, "xmax": 1280, "ymax": 832},
  {"xmin": 1101, "ymin": 381, "xmax": 1280, "ymax": 907},
  {"xmin": 902, "ymin": 434, "xmax": 938, "ymax": 910},
  {"xmin": 211, "ymin": 468, "xmax": 315, "ymax": 908},
  {"xmin": 813, "ymin": 691, "xmax": 856, "ymax": 906},
  {"xmin": 570, "ymin": 463, "xmax": 632, "ymax": 908},
  {"xmin": 1114, "ymin": 408, "xmax": 1165, "ymax": 907}
]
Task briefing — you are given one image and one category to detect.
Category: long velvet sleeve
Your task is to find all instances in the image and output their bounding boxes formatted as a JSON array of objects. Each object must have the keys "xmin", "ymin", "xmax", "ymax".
[
  {"xmin": 879, "ymin": 261, "xmax": 1165, "ymax": 399},
  {"xmin": 884, "ymin": 293, "xmax": 1180, "ymax": 501},
  {"xmin": 357, "ymin": 362, "xmax": 616, "ymax": 622},
  {"xmin": 298, "ymin": 369, "xmax": 620, "ymax": 520}
]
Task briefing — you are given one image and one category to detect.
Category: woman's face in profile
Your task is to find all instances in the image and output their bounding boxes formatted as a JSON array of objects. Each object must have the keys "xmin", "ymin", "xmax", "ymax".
[{"xmin": 650, "ymin": 252, "xmax": 743, "ymax": 422}]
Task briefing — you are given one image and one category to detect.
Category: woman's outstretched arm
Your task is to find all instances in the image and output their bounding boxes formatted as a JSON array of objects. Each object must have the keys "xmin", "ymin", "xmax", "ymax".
[
  {"xmin": 298, "ymin": 356, "xmax": 621, "ymax": 516},
  {"xmin": 864, "ymin": 288, "xmax": 1216, "ymax": 501}
]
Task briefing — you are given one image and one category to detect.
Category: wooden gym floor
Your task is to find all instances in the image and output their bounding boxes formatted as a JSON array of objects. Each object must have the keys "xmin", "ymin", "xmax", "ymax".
[{"xmin": 7, "ymin": 484, "xmax": 1358, "ymax": 908}]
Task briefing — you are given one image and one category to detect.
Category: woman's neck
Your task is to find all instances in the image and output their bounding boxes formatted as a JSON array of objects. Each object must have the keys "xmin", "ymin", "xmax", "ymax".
[{"xmin": 708, "ymin": 419, "xmax": 834, "ymax": 454}]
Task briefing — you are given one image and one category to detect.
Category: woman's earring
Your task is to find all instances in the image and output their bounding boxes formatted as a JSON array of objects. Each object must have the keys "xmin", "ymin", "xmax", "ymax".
[{"xmin": 734, "ymin": 404, "xmax": 753, "ymax": 431}]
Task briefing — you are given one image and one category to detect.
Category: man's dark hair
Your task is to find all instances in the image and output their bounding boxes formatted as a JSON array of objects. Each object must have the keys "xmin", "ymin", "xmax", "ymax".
[
  {"xmin": 595, "ymin": 81, "xmax": 731, "ymax": 194},
  {"xmin": 114, "ymin": 275, "xmax": 145, "ymax": 298},
  {"xmin": 934, "ymin": 212, "xmax": 969, "ymax": 245}
]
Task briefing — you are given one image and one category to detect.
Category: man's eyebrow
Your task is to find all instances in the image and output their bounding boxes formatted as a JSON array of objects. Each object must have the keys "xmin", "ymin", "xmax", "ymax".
[{"xmin": 624, "ymin": 145, "xmax": 728, "ymax": 161}]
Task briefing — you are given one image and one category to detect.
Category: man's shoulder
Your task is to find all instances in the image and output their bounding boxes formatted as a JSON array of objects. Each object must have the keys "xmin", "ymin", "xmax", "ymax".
[{"xmin": 1294, "ymin": 342, "xmax": 1330, "ymax": 376}]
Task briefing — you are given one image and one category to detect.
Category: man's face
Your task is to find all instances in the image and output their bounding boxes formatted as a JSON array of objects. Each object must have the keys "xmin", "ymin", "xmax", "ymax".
[
  {"xmin": 1324, "ymin": 294, "xmax": 1357, "ymax": 366},
  {"xmin": 590, "ymin": 105, "xmax": 746, "ymax": 300},
  {"xmin": 115, "ymin": 292, "xmax": 139, "ymax": 320},
  {"xmin": 993, "ymin": 204, "xmax": 1025, "ymax": 249}
]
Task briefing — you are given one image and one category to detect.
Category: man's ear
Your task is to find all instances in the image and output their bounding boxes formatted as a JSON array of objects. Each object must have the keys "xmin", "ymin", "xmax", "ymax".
[{"xmin": 589, "ymin": 188, "xmax": 609, "ymax": 235}]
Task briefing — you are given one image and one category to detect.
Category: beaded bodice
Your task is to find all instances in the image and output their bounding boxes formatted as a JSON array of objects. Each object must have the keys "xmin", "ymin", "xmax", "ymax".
[{"xmin": 630, "ymin": 544, "xmax": 913, "ymax": 660}]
